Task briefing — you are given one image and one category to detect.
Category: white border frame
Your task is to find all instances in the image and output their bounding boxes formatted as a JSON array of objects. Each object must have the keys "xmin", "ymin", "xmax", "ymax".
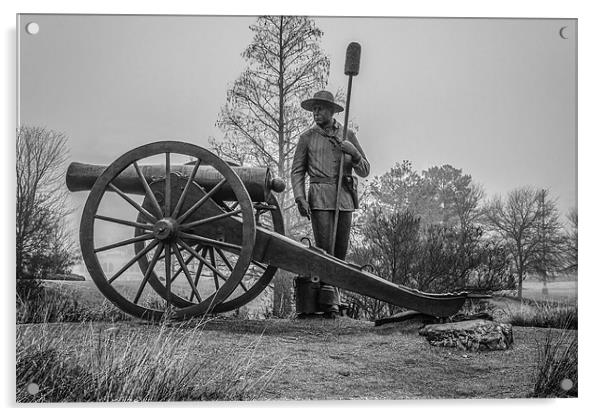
[{"xmin": 3, "ymin": 1, "xmax": 598, "ymax": 414}]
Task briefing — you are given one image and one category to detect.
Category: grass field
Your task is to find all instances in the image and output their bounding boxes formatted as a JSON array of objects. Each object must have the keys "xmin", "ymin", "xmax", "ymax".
[
  {"xmin": 17, "ymin": 276, "xmax": 578, "ymax": 401},
  {"xmin": 43, "ymin": 273, "xmax": 579, "ymax": 320},
  {"xmin": 17, "ymin": 317, "xmax": 574, "ymax": 400},
  {"xmin": 521, "ymin": 279, "xmax": 578, "ymax": 303},
  {"xmin": 38, "ymin": 278, "xmax": 272, "ymax": 319}
]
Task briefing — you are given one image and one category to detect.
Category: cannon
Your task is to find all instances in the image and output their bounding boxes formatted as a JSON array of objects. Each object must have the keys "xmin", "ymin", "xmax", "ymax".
[{"xmin": 68, "ymin": 141, "xmax": 474, "ymax": 321}]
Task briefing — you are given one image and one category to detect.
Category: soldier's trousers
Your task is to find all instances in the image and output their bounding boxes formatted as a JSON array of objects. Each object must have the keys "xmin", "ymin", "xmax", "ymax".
[{"xmin": 310, "ymin": 210, "xmax": 353, "ymax": 312}]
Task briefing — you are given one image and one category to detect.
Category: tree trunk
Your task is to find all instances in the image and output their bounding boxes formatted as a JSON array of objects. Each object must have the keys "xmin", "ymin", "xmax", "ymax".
[
  {"xmin": 542, "ymin": 271, "xmax": 549, "ymax": 296},
  {"xmin": 272, "ymin": 271, "xmax": 294, "ymax": 318},
  {"xmin": 273, "ymin": 17, "xmax": 294, "ymax": 316},
  {"xmin": 517, "ymin": 270, "xmax": 523, "ymax": 299}
]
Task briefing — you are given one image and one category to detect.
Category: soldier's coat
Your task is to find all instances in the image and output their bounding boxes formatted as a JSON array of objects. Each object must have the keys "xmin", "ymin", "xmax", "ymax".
[{"xmin": 291, "ymin": 119, "xmax": 370, "ymax": 211}]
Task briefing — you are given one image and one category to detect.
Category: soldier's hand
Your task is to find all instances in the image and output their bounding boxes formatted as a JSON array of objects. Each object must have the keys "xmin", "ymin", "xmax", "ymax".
[
  {"xmin": 296, "ymin": 198, "xmax": 311, "ymax": 220},
  {"xmin": 340, "ymin": 141, "xmax": 361, "ymax": 161}
]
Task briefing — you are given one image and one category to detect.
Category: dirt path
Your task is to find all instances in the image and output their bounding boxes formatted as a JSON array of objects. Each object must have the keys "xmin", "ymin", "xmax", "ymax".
[{"xmin": 17, "ymin": 317, "xmax": 564, "ymax": 400}]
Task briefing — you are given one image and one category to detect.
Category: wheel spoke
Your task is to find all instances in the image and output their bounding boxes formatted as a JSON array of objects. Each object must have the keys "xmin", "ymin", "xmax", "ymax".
[
  {"xmin": 82, "ymin": 141, "xmax": 266, "ymax": 320},
  {"xmin": 170, "ymin": 250, "xmax": 196, "ymax": 284},
  {"xmin": 172, "ymin": 242, "xmax": 203, "ymax": 302},
  {"xmin": 133, "ymin": 162, "xmax": 163, "ymax": 218},
  {"xmin": 134, "ymin": 242, "xmax": 164, "ymax": 305},
  {"xmin": 108, "ymin": 183, "xmax": 157, "ymax": 224},
  {"xmin": 177, "ymin": 238, "xmax": 230, "ymax": 283},
  {"xmin": 214, "ymin": 247, "xmax": 234, "ymax": 271},
  {"xmin": 177, "ymin": 178, "xmax": 228, "ymax": 223},
  {"xmin": 189, "ymin": 246, "xmax": 208, "ymax": 302},
  {"xmin": 95, "ymin": 214, "xmax": 154, "ymax": 231},
  {"xmin": 95, "ymin": 233, "xmax": 154, "ymax": 253},
  {"xmin": 178, "ymin": 232, "xmax": 241, "ymax": 252},
  {"xmin": 209, "ymin": 248, "xmax": 220, "ymax": 291},
  {"xmin": 215, "ymin": 247, "xmax": 247, "ymax": 292},
  {"xmin": 179, "ymin": 208, "xmax": 242, "ymax": 230},
  {"xmin": 172, "ymin": 158, "xmax": 202, "ymax": 218},
  {"xmin": 165, "ymin": 240, "xmax": 172, "ymax": 308},
  {"xmin": 108, "ymin": 239, "xmax": 159, "ymax": 284},
  {"xmin": 165, "ymin": 152, "xmax": 171, "ymax": 217}
]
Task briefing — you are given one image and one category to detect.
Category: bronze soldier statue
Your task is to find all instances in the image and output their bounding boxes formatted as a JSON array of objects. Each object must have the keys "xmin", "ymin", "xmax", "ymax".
[{"xmin": 291, "ymin": 90, "xmax": 370, "ymax": 319}]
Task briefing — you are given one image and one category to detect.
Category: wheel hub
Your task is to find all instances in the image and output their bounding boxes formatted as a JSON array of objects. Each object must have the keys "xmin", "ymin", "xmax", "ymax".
[{"xmin": 153, "ymin": 218, "xmax": 178, "ymax": 240}]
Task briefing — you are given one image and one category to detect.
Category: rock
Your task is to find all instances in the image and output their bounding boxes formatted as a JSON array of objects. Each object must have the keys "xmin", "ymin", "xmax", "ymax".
[{"xmin": 418, "ymin": 319, "xmax": 513, "ymax": 351}]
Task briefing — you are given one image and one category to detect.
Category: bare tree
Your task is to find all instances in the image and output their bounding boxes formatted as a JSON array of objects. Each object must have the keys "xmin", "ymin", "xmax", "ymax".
[
  {"xmin": 347, "ymin": 203, "xmax": 501, "ymax": 319},
  {"xmin": 564, "ymin": 207, "xmax": 578, "ymax": 273},
  {"xmin": 485, "ymin": 188, "xmax": 537, "ymax": 299},
  {"xmin": 531, "ymin": 190, "xmax": 567, "ymax": 293},
  {"xmin": 16, "ymin": 126, "xmax": 76, "ymax": 283},
  {"xmin": 213, "ymin": 16, "xmax": 330, "ymax": 230},
  {"xmin": 344, "ymin": 208, "xmax": 420, "ymax": 319},
  {"xmin": 362, "ymin": 208, "xmax": 421, "ymax": 284},
  {"xmin": 212, "ymin": 16, "xmax": 331, "ymax": 315},
  {"xmin": 484, "ymin": 187, "xmax": 564, "ymax": 299}
]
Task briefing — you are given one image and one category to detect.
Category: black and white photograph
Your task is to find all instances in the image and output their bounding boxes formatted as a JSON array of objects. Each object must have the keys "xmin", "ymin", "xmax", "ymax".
[{"xmin": 14, "ymin": 11, "xmax": 578, "ymax": 403}]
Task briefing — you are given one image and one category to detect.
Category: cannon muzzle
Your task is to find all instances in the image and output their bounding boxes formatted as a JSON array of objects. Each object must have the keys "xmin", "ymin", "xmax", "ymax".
[{"xmin": 66, "ymin": 161, "xmax": 285, "ymax": 202}]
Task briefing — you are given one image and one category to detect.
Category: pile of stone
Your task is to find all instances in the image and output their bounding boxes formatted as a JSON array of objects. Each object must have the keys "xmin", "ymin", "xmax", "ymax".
[{"xmin": 418, "ymin": 319, "xmax": 513, "ymax": 351}]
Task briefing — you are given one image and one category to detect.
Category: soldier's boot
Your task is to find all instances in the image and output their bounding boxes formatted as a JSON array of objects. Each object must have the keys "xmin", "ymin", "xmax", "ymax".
[{"xmin": 318, "ymin": 284, "xmax": 339, "ymax": 319}]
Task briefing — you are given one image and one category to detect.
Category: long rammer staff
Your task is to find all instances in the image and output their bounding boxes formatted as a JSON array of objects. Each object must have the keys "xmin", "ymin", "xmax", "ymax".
[{"xmin": 330, "ymin": 42, "xmax": 361, "ymax": 255}]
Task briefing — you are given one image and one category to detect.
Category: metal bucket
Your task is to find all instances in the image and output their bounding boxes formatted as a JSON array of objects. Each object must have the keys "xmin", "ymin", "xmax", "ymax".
[{"xmin": 294, "ymin": 275, "xmax": 320, "ymax": 314}]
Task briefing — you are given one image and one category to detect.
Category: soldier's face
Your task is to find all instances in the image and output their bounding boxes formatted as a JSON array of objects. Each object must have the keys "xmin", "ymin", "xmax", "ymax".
[{"xmin": 312, "ymin": 104, "xmax": 334, "ymax": 127}]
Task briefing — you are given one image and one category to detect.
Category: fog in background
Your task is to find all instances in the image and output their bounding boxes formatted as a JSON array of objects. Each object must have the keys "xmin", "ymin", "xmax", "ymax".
[{"xmin": 18, "ymin": 15, "xmax": 577, "ymax": 240}]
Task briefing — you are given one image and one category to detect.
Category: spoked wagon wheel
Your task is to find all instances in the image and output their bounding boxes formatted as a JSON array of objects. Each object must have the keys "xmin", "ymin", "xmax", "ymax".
[
  {"xmin": 134, "ymin": 192, "xmax": 284, "ymax": 313},
  {"xmin": 215, "ymin": 193, "xmax": 283, "ymax": 312},
  {"xmin": 79, "ymin": 141, "xmax": 256, "ymax": 321}
]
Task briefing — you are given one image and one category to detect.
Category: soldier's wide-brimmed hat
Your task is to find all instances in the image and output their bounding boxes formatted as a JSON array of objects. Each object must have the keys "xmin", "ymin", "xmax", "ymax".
[{"xmin": 301, "ymin": 90, "xmax": 344, "ymax": 113}]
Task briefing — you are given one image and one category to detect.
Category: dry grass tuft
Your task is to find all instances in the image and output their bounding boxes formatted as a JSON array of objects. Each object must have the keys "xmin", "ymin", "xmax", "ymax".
[
  {"xmin": 508, "ymin": 300, "xmax": 577, "ymax": 330},
  {"xmin": 16, "ymin": 321, "xmax": 282, "ymax": 402},
  {"xmin": 531, "ymin": 326, "xmax": 577, "ymax": 398},
  {"xmin": 17, "ymin": 283, "xmax": 130, "ymax": 324}
]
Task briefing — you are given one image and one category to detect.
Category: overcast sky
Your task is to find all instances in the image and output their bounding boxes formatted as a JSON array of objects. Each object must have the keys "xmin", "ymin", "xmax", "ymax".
[{"xmin": 18, "ymin": 14, "xmax": 576, "ymax": 220}]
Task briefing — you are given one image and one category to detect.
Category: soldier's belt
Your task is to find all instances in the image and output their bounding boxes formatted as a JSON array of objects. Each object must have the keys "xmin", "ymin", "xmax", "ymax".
[{"xmin": 309, "ymin": 176, "xmax": 338, "ymax": 184}]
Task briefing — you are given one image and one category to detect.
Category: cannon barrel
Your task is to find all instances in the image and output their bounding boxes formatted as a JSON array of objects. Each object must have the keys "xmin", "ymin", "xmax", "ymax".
[{"xmin": 66, "ymin": 162, "xmax": 286, "ymax": 202}]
